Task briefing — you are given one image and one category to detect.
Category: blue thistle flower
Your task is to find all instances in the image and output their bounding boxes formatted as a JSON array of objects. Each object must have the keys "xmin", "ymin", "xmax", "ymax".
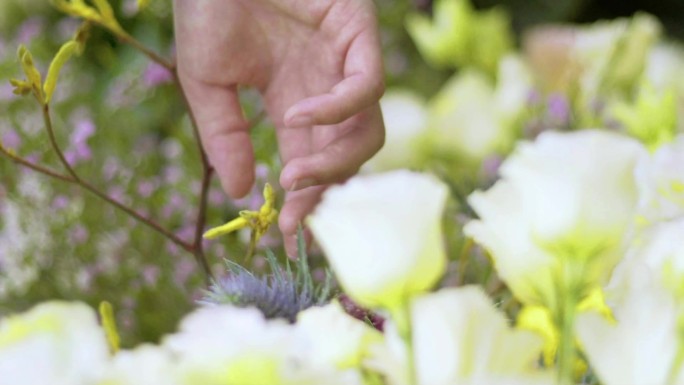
[{"xmin": 201, "ymin": 230, "xmax": 333, "ymax": 322}]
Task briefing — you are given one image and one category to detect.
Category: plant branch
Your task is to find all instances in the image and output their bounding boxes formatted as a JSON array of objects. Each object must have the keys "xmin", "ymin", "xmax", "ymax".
[
  {"xmin": 117, "ymin": 32, "xmax": 175, "ymax": 71},
  {"xmin": 43, "ymin": 105, "xmax": 80, "ymax": 182},
  {"xmin": 40, "ymin": 105, "xmax": 215, "ymax": 281},
  {"xmin": 0, "ymin": 146, "xmax": 75, "ymax": 183},
  {"xmin": 108, "ymin": 29, "xmax": 218, "ymax": 282}
]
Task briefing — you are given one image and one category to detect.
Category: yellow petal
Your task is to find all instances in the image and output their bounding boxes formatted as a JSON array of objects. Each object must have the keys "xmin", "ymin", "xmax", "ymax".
[
  {"xmin": 577, "ymin": 286, "xmax": 615, "ymax": 324},
  {"xmin": 239, "ymin": 210, "xmax": 259, "ymax": 221},
  {"xmin": 262, "ymin": 183, "xmax": 276, "ymax": 212},
  {"xmin": 10, "ymin": 79, "xmax": 32, "ymax": 96},
  {"xmin": 17, "ymin": 46, "xmax": 44, "ymax": 104},
  {"xmin": 50, "ymin": 0, "xmax": 102, "ymax": 22},
  {"xmin": 91, "ymin": 0, "xmax": 123, "ymax": 32},
  {"xmin": 203, "ymin": 217, "xmax": 249, "ymax": 239},
  {"xmin": 44, "ymin": 41, "xmax": 79, "ymax": 103},
  {"xmin": 517, "ymin": 305, "xmax": 557, "ymax": 366},
  {"xmin": 18, "ymin": 47, "xmax": 41, "ymax": 89},
  {"xmin": 99, "ymin": 301, "xmax": 120, "ymax": 354}
]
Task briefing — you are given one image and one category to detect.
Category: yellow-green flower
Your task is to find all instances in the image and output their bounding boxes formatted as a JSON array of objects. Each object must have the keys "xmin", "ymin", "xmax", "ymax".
[
  {"xmin": 611, "ymin": 82, "xmax": 677, "ymax": 151},
  {"xmin": 517, "ymin": 287, "xmax": 614, "ymax": 369},
  {"xmin": 203, "ymin": 184, "xmax": 278, "ymax": 256}
]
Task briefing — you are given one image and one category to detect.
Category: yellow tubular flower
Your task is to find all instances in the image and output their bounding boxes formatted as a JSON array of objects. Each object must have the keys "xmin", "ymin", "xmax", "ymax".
[
  {"xmin": 203, "ymin": 184, "xmax": 278, "ymax": 254},
  {"xmin": 99, "ymin": 301, "xmax": 120, "ymax": 354}
]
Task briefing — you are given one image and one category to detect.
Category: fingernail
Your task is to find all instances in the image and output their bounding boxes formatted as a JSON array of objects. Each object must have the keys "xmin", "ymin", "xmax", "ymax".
[
  {"xmin": 291, "ymin": 178, "xmax": 317, "ymax": 191},
  {"xmin": 287, "ymin": 115, "xmax": 313, "ymax": 128}
]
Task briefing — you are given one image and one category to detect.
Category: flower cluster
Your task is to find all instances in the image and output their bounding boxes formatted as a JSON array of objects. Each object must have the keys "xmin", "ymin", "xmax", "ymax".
[{"xmin": 3, "ymin": 0, "xmax": 684, "ymax": 384}]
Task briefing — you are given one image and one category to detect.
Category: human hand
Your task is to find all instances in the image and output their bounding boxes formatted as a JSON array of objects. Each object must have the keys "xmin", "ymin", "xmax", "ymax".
[{"xmin": 173, "ymin": 0, "xmax": 385, "ymax": 255}]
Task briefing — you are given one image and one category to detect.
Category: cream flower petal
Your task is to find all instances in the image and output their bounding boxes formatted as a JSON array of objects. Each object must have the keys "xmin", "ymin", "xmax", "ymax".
[
  {"xmin": 411, "ymin": 287, "xmax": 548, "ymax": 385},
  {"xmin": 309, "ymin": 170, "xmax": 449, "ymax": 310},
  {"xmin": 0, "ymin": 301, "xmax": 109, "ymax": 385}
]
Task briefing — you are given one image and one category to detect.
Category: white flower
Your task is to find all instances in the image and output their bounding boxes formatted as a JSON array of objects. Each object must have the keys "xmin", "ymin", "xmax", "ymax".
[
  {"xmin": 164, "ymin": 305, "xmax": 363, "ymax": 385},
  {"xmin": 576, "ymin": 283, "xmax": 683, "ymax": 385},
  {"xmin": 465, "ymin": 130, "xmax": 646, "ymax": 307},
  {"xmin": 608, "ymin": 217, "xmax": 684, "ymax": 303},
  {"xmin": 412, "ymin": 287, "xmax": 550, "ymax": 385},
  {"xmin": 0, "ymin": 301, "xmax": 109, "ymax": 385},
  {"xmin": 363, "ymin": 90, "xmax": 428, "ymax": 172},
  {"xmin": 495, "ymin": 55, "xmax": 534, "ymax": 125},
  {"xmin": 645, "ymin": 43, "xmax": 684, "ymax": 96},
  {"xmin": 365, "ymin": 320, "xmax": 412, "ymax": 385},
  {"xmin": 427, "ymin": 55, "xmax": 532, "ymax": 162},
  {"xmin": 96, "ymin": 345, "xmax": 180, "ymax": 385},
  {"xmin": 368, "ymin": 287, "xmax": 552, "ymax": 385},
  {"xmin": 428, "ymin": 70, "xmax": 504, "ymax": 161},
  {"xmin": 308, "ymin": 170, "xmax": 449, "ymax": 310},
  {"xmin": 295, "ymin": 301, "xmax": 383, "ymax": 369},
  {"xmin": 574, "ymin": 13, "xmax": 660, "ymax": 98},
  {"xmin": 635, "ymin": 136, "xmax": 684, "ymax": 224}
]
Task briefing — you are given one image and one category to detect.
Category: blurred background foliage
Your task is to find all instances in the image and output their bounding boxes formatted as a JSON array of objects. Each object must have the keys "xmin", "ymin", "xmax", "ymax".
[{"xmin": 0, "ymin": 0, "xmax": 682, "ymax": 345}]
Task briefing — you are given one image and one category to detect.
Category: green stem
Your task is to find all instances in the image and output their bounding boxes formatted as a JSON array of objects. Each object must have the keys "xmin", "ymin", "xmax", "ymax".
[
  {"xmin": 557, "ymin": 294, "xmax": 577, "ymax": 385},
  {"xmin": 390, "ymin": 303, "xmax": 417, "ymax": 385}
]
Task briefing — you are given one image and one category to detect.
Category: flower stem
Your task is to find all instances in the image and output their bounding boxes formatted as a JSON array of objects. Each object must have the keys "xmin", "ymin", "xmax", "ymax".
[
  {"xmin": 41, "ymin": 104, "xmax": 214, "ymax": 282},
  {"xmin": 557, "ymin": 293, "xmax": 577, "ymax": 385},
  {"xmin": 391, "ymin": 303, "xmax": 417, "ymax": 385}
]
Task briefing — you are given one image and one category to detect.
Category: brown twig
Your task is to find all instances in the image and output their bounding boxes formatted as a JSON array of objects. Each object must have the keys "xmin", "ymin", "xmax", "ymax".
[
  {"xmin": 40, "ymin": 106, "xmax": 213, "ymax": 278},
  {"xmin": 0, "ymin": 145, "xmax": 75, "ymax": 183},
  {"xmin": 111, "ymin": 30, "xmax": 217, "ymax": 282},
  {"xmin": 117, "ymin": 32, "xmax": 175, "ymax": 72}
]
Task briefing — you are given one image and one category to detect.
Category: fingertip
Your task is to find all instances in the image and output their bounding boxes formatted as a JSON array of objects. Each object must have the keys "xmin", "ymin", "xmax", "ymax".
[
  {"xmin": 278, "ymin": 186, "xmax": 326, "ymax": 236},
  {"xmin": 280, "ymin": 162, "xmax": 319, "ymax": 192},
  {"xmin": 278, "ymin": 204, "xmax": 299, "ymax": 238},
  {"xmin": 283, "ymin": 229, "xmax": 313, "ymax": 260},
  {"xmin": 217, "ymin": 171, "xmax": 255, "ymax": 199},
  {"xmin": 284, "ymin": 235, "xmax": 298, "ymax": 259},
  {"xmin": 283, "ymin": 105, "xmax": 313, "ymax": 129}
]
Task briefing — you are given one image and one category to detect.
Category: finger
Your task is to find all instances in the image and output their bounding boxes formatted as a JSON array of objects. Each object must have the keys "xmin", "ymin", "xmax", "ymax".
[
  {"xmin": 283, "ymin": 25, "xmax": 384, "ymax": 128},
  {"xmin": 279, "ymin": 185, "xmax": 326, "ymax": 257},
  {"xmin": 284, "ymin": 227, "xmax": 313, "ymax": 260},
  {"xmin": 180, "ymin": 76, "xmax": 255, "ymax": 199},
  {"xmin": 280, "ymin": 105, "xmax": 384, "ymax": 191}
]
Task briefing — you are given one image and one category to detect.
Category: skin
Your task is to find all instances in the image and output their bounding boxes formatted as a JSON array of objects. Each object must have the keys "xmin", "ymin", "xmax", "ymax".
[{"xmin": 173, "ymin": 0, "xmax": 386, "ymax": 255}]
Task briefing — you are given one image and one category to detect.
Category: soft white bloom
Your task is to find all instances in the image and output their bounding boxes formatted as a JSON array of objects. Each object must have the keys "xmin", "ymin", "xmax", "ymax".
[
  {"xmin": 368, "ymin": 287, "xmax": 552, "ymax": 385},
  {"xmin": 643, "ymin": 43, "xmax": 684, "ymax": 132},
  {"xmin": 427, "ymin": 55, "xmax": 532, "ymax": 162},
  {"xmin": 635, "ymin": 136, "xmax": 684, "ymax": 224},
  {"xmin": 295, "ymin": 301, "xmax": 383, "ymax": 369},
  {"xmin": 645, "ymin": 43, "xmax": 684, "ymax": 96},
  {"xmin": 465, "ymin": 130, "xmax": 646, "ymax": 307},
  {"xmin": 573, "ymin": 13, "xmax": 660, "ymax": 98},
  {"xmin": 412, "ymin": 287, "xmax": 550, "ymax": 385},
  {"xmin": 428, "ymin": 70, "xmax": 500, "ymax": 161},
  {"xmin": 363, "ymin": 90, "xmax": 428, "ymax": 172},
  {"xmin": 525, "ymin": 14, "xmax": 660, "ymax": 99},
  {"xmin": 164, "ymin": 305, "xmax": 363, "ymax": 385},
  {"xmin": 308, "ymin": 170, "xmax": 449, "ymax": 310},
  {"xmin": 0, "ymin": 301, "xmax": 109, "ymax": 385},
  {"xmin": 96, "ymin": 345, "xmax": 180, "ymax": 385},
  {"xmin": 495, "ymin": 55, "xmax": 535, "ymax": 124},
  {"xmin": 577, "ymin": 283, "xmax": 683, "ymax": 385},
  {"xmin": 365, "ymin": 320, "xmax": 411, "ymax": 385},
  {"xmin": 609, "ymin": 217, "xmax": 684, "ymax": 303}
]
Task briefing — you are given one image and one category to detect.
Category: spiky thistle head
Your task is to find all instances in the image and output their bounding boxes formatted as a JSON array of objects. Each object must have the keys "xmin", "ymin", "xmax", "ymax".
[{"xmin": 201, "ymin": 247, "xmax": 333, "ymax": 323}]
